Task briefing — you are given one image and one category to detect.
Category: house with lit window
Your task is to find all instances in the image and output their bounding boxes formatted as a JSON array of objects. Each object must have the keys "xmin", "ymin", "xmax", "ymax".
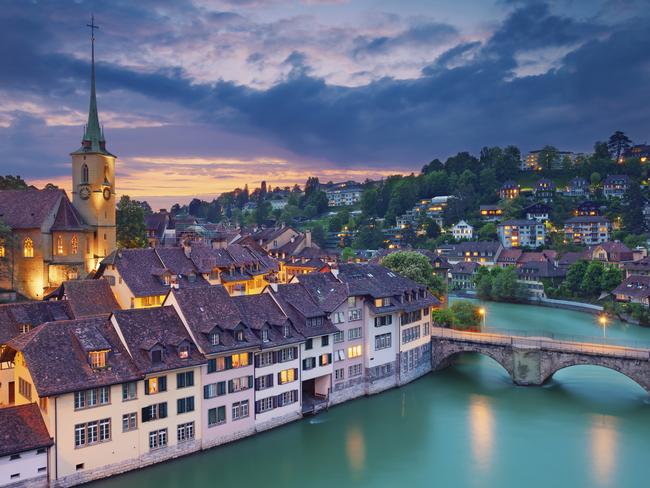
[
  {"xmin": 612, "ymin": 275, "xmax": 650, "ymax": 306},
  {"xmin": 499, "ymin": 181, "xmax": 520, "ymax": 200},
  {"xmin": 445, "ymin": 241, "xmax": 503, "ymax": 266},
  {"xmin": 267, "ymin": 283, "xmax": 338, "ymax": 414},
  {"xmin": 533, "ymin": 178, "xmax": 555, "ymax": 201},
  {"xmin": 573, "ymin": 201, "xmax": 602, "ymax": 217},
  {"xmin": 0, "ymin": 404, "xmax": 53, "ymax": 487},
  {"xmin": 525, "ymin": 203, "xmax": 550, "ymax": 222},
  {"xmin": 449, "ymin": 261, "xmax": 480, "ymax": 290},
  {"xmin": 564, "ymin": 177, "xmax": 589, "ymax": 198},
  {"xmin": 451, "ymin": 220, "xmax": 473, "ymax": 241},
  {"xmin": 145, "ymin": 211, "xmax": 170, "ymax": 248},
  {"xmin": 111, "ymin": 306, "xmax": 204, "ymax": 466},
  {"xmin": 97, "ymin": 247, "xmax": 209, "ymax": 309},
  {"xmin": 563, "ymin": 216, "xmax": 611, "ymax": 245},
  {"xmin": 164, "ymin": 286, "xmax": 260, "ymax": 448},
  {"xmin": 1, "ymin": 316, "xmax": 143, "ymax": 487},
  {"xmin": 603, "ymin": 175, "xmax": 630, "ymax": 199},
  {"xmin": 294, "ymin": 273, "xmax": 365, "ymax": 405},
  {"xmin": 497, "ymin": 220, "xmax": 546, "ymax": 249},
  {"xmin": 335, "ymin": 264, "xmax": 439, "ymax": 390},
  {"xmin": 479, "ymin": 205, "xmax": 503, "ymax": 221}
]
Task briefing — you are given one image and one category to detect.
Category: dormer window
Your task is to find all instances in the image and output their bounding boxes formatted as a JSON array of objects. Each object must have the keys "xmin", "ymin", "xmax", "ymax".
[
  {"xmin": 89, "ymin": 350, "xmax": 107, "ymax": 369},
  {"xmin": 262, "ymin": 329, "xmax": 269, "ymax": 342},
  {"xmin": 178, "ymin": 344, "xmax": 190, "ymax": 359},
  {"xmin": 236, "ymin": 330, "xmax": 244, "ymax": 342},
  {"xmin": 283, "ymin": 325, "xmax": 290, "ymax": 338},
  {"xmin": 209, "ymin": 332, "xmax": 220, "ymax": 346},
  {"xmin": 163, "ymin": 274, "xmax": 172, "ymax": 286},
  {"xmin": 151, "ymin": 349, "xmax": 163, "ymax": 364},
  {"xmin": 188, "ymin": 272, "xmax": 196, "ymax": 283},
  {"xmin": 19, "ymin": 324, "xmax": 31, "ymax": 334}
]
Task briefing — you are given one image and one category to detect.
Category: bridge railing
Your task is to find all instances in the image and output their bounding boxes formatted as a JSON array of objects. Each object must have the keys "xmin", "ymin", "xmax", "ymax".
[{"xmin": 431, "ymin": 327, "xmax": 650, "ymax": 360}]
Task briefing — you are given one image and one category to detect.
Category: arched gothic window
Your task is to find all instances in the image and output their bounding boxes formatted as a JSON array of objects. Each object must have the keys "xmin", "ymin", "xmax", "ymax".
[
  {"xmin": 56, "ymin": 235, "xmax": 64, "ymax": 255},
  {"xmin": 23, "ymin": 238, "xmax": 34, "ymax": 258},
  {"xmin": 82, "ymin": 164, "xmax": 89, "ymax": 183},
  {"xmin": 71, "ymin": 235, "xmax": 79, "ymax": 254}
]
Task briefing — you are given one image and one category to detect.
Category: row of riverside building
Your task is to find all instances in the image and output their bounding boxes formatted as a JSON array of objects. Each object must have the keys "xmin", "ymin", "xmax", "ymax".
[{"xmin": 0, "ymin": 264, "xmax": 439, "ymax": 487}]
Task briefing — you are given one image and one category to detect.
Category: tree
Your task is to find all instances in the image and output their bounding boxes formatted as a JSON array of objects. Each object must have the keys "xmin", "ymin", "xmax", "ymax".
[
  {"xmin": 381, "ymin": 251, "xmax": 447, "ymax": 298},
  {"xmin": 253, "ymin": 200, "xmax": 272, "ymax": 225},
  {"xmin": 0, "ymin": 175, "xmax": 28, "ymax": 190},
  {"xmin": 116, "ymin": 196, "xmax": 147, "ymax": 248},
  {"xmin": 565, "ymin": 260, "xmax": 588, "ymax": 294},
  {"xmin": 538, "ymin": 145, "xmax": 559, "ymax": 174},
  {"xmin": 309, "ymin": 224, "xmax": 326, "ymax": 247},
  {"xmin": 580, "ymin": 261, "xmax": 604, "ymax": 297},
  {"xmin": 449, "ymin": 301, "xmax": 481, "ymax": 330},
  {"xmin": 478, "ymin": 223, "xmax": 497, "ymax": 241},
  {"xmin": 622, "ymin": 178, "xmax": 645, "ymax": 234},
  {"xmin": 607, "ymin": 131, "xmax": 632, "ymax": 162},
  {"xmin": 360, "ymin": 188, "xmax": 379, "ymax": 217},
  {"xmin": 600, "ymin": 266, "xmax": 622, "ymax": 292},
  {"xmin": 341, "ymin": 247, "xmax": 355, "ymax": 262},
  {"xmin": 590, "ymin": 172, "xmax": 601, "ymax": 186},
  {"xmin": 432, "ymin": 308, "xmax": 455, "ymax": 328},
  {"xmin": 421, "ymin": 217, "xmax": 441, "ymax": 239},
  {"xmin": 353, "ymin": 225, "xmax": 385, "ymax": 249},
  {"xmin": 0, "ymin": 218, "xmax": 18, "ymax": 291}
]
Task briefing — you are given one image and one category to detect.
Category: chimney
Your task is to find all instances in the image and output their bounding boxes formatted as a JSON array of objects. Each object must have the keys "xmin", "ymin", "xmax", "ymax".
[{"xmin": 305, "ymin": 229, "xmax": 312, "ymax": 247}]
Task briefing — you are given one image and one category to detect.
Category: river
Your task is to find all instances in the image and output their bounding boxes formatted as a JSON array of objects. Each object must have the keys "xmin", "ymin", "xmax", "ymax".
[{"xmin": 94, "ymin": 300, "xmax": 650, "ymax": 488}]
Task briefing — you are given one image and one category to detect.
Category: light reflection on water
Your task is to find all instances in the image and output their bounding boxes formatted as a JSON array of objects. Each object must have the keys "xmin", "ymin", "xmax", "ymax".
[
  {"xmin": 591, "ymin": 414, "xmax": 618, "ymax": 487},
  {"xmin": 468, "ymin": 394, "xmax": 494, "ymax": 473},
  {"xmin": 346, "ymin": 426, "xmax": 366, "ymax": 474}
]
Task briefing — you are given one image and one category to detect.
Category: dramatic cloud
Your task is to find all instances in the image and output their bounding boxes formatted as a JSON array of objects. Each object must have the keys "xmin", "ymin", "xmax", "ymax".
[{"xmin": 0, "ymin": 0, "xmax": 649, "ymax": 207}]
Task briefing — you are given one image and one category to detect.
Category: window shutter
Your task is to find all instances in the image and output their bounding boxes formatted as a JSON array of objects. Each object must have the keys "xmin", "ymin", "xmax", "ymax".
[
  {"xmin": 293, "ymin": 368, "xmax": 298, "ymax": 380},
  {"xmin": 272, "ymin": 351, "xmax": 278, "ymax": 363},
  {"xmin": 248, "ymin": 376, "xmax": 253, "ymax": 389},
  {"xmin": 276, "ymin": 394, "xmax": 282, "ymax": 408},
  {"xmin": 293, "ymin": 347, "xmax": 298, "ymax": 358},
  {"xmin": 204, "ymin": 385, "xmax": 210, "ymax": 399},
  {"xmin": 255, "ymin": 377, "xmax": 260, "ymax": 390},
  {"xmin": 228, "ymin": 380, "xmax": 234, "ymax": 394},
  {"xmin": 255, "ymin": 401, "xmax": 261, "ymax": 414},
  {"xmin": 328, "ymin": 353, "xmax": 332, "ymax": 364},
  {"xmin": 248, "ymin": 352, "xmax": 253, "ymax": 364},
  {"xmin": 273, "ymin": 395, "xmax": 278, "ymax": 408},
  {"xmin": 160, "ymin": 402, "xmax": 167, "ymax": 419},
  {"xmin": 268, "ymin": 373, "xmax": 274, "ymax": 387},
  {"xmin": 177, "ymin": 398, "xmax": 183, "ymax": 414},
  {"xmin": 159, "ymin": 376, "xmax": 167, "ymax": 392},
  {"xmin": 225, "ymin": 356, "xmax": 233, "ymax": 370},
  {"xmin": 302, "ymin": 359, "xmax": 307, "ymax": 370},
  {"xmin": 277, "ymin": 372, "xmax": 282, "ymax": 384},
  {"xmin": 188, "ymin": 396, "xmax": 195, "ymax": 411},
  {"xmin": 144, "ymin": 379, "xmax": 150, "ymax": 395},
  {"xmin": 318, "ymin": 355, "xmax": 323, "ymax": 367},
  {"xmin": 141, "ymin": 407, "xmax": 150, "ymax": 422},
  {"xmin": 218, "ymin": 381, "xmax": 225, "ymax": 396},
  {"xmin": 254, "ymin": 354, "xmax": 260, "ymax": 368},
  {"xmin": 188, "ymin": 371, "xmax": 194, "ymax": 386}
]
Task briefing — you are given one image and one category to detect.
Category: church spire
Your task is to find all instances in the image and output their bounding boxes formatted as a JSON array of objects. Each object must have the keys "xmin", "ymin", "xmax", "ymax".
[{"xmin": 81, "ymin": 15, "xmax": 107, "ymax": 153}]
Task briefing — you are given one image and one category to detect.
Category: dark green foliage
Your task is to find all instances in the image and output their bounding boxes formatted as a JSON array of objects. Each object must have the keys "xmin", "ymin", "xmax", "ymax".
[
  {"xmin": 449, "ymin": 301, "xmax": 482, "ymax": 329},
  {"xmin": 474, "ymin": 266, "xmax": 527, "ymax": 302},
  {"xmin": 381, "ymin": 251, "xmax": 447, "ymax": 299},
  {"xmin": 117, "ymin": 195, "xmax": 147, "ymax": 248}
]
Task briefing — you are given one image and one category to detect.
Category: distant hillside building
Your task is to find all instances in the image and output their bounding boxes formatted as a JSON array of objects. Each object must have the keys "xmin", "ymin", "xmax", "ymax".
[
  {"xmin": 451, "ymin": 221, "xmax": 473, "ymax": 241},
  {"xmin": 603, "ymin": 175, "xmax": 630, "ymax": 199},
  {"xmin": 497, "ymin": 220, "xmax": 546, "ymax": 249},
  {"xmin": 563, "ymin": 216, "xmax": 611, "ymax": 245},
  {"xmin": 523, "ymin": 150, "xmax": 581, "ymax": 171},
  {"xmin": 479, "ymin": 205, "xmax": 503, "ymax": 221},
  {"xmin": 564, "ymin": 177, "xmax": 589, "ymax": 198},
  {"xmin": 499, "ymin": 181, "xmax": 520, "ymax": 200},
  {"xmin": 533, "ymin": 178, "xmax": 555, "ymax": 201},
  {"xmin": 324, "ymin": 183, "xmax": 363, "ymax": 207}
]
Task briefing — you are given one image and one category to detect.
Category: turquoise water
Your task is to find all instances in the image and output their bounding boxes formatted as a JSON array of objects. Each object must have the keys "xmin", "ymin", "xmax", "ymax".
[{"xmin": 94, "ymin": 301, "xmax": 650, "ymax": 488}]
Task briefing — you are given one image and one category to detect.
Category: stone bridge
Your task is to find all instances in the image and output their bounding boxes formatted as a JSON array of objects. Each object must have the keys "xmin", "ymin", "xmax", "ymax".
[{"xmin": 431, "ymin": 328, "xmax": 650, "ymax": 392}]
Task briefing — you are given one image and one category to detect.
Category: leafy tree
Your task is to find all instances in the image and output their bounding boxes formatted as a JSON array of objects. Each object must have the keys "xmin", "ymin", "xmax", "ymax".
[
  {"xmin": 353, "ymin": 225, "xmax": 385, "ymax": 249},
  {"xmin": 538, "ymin": 145, "xmax": 559, "ymax": 174},
  {"xmin": 623, "ymin": 234, "xmax": 646, "ymax": 249},
  {"xmin": 0, "ymin": 175, "xmax": 28, "ymax": 190},
  {"xmin": 432, "ymin": 308, "xmax": 455, "ymax": 327},
  {"xmin": 580, "ymin": 261, "xmax": 604, "ymax": 297},
  {"xmin": 421, "ymin": 217, "xmax": 441, "ymax": 239},
  {"xmin": 116, "ymin": 196, "xmax": 147, "ymax": 248},
  {"xmin": 304, "ymin": 177, "xmax": 320, "ymax": 198},
  {"xmin": 607, "ymin": 131, "xmax": 632, "ymax": 161},
  {"xmin": 565, "ymin": 260, "xmax": 588, "ymax": 293},
  {"xmin": 381, "ymin": 251, "xmax": 447, "ymax": 299},
  {"xmin": 622, "ymin": 177, "xmax": 645, "ymax": 234},
  {"xmin": 254, "ymin": 200, "xmax": 272, "ymax": 225},
  {"xmin": 341, "ymin": 247, "xmax": 355, "ymax": 262},
  {"xmin": 478, "ymin": 223, "xmax": 497, "ymax": 241},
  {"xmin": 600, "ymin": 266, "xmax": 622, "ymax": 292},
  {"xmin": 0, "ymin": 218, "xmax": 18, "ymax": 290},
  {"xmin": 449, "ymin": 300, "xmax": 482, "ymax": 329},
  {"xmin": 422, "ymin": 158, "xmax": 444, "ymax": 174},
  {"xmin": 590, "ymin": 172, "xmax": 601, "ymax": 186},
  {"xmin": 360, "ymin": 188, "xmax": 379, "ymax": 217}
]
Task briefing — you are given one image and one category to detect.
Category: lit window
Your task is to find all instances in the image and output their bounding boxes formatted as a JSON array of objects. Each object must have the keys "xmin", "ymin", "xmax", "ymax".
[
  {"xmin": 23, "ymin": 238, "xmax": 34, "ymax": 258},
  {"xmin": 348, "ymin": 345, "xmax": 362, "ymax": 358},
  {"xmin": 56, "ymin": 235, "xmax": 64, "ymax": 255},
  {"xmin": 178, "ymin": 345, "xmax": 189, "ymax": 359},
  {"xmin": 0, "ymin": 239, "xmax": 4, "ymax": 258},
  {"xmin": 89, "ymin": 351, "xmax": 107, "ymax": 369},
  {"xmin": 71, "ymin": 234, "xmax": 79, "ymax": 254}
]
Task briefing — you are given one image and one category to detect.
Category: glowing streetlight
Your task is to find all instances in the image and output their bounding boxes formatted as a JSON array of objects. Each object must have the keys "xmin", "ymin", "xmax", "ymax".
[
  {"xmin": 599, "ymin": 314, "xmax": 607, "ymax": 339},
  {"xmin": 478, "ymin": 307, "xmax": 486, "ymax": 327}
]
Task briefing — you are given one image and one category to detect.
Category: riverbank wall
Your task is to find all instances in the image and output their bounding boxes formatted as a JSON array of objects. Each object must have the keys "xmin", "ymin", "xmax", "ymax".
[{"xmin": 449, "ymin": 291, "xmax": 603, "ymax": 315}]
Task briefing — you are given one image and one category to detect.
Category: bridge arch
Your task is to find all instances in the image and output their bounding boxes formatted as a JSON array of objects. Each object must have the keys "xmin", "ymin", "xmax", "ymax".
[
  {"xmin": 431, "ymin": 342, "xmax": 515, "ymax": 379},
  {"xmin": 541, "ymin": 358, "xmax": 650, "ymax": 393}
]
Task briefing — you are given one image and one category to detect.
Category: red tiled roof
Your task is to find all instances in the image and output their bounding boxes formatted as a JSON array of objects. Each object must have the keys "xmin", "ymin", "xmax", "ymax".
[{"xmin": 0, "ymin": 404, "xmax": 52, "ymax": 457}]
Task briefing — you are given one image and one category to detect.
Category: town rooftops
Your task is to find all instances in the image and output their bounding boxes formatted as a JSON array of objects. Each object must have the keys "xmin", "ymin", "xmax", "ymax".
[
  {"xmin": 269, "ymin": 283, "xmax": 340, "ymax": 337},
  {"xmin": 46, "ymin": 279, "xmax": 119, "ymax": 318},
  {"xmin": 145, "ymin": 212, "xmax": 169, "ymax": 238},
  {"xmin": 0, "ymin": 404, "xmax": 53, "ymax": 457},
  {"xmin": 112, "ymin": 306, "xmax": 204, "ymax": 374},
  {"xmin": 613, "ymin": 275, "xmax": 650, "ymax": 300},
  {"xmin": 50, "ymin": 195, "xmax": 86, "ymax": 231},
  {"xmin": 232, "ymin": 294, "xmax": 302, "ymax": 348},
  {"xmin": 0, "ymin": 189, "xmax": 71, "ymax": 229},
  {"xmin": 603, "ymin": 174, "xmax": 630, "ymax": 185},
  {"xmin": 3, "ymin": 316, "xmax": 141, "ymax": 397},
  {"xmin": 496, "ymin": 248, "xmax": 523, "ymax": 264},
  {"xmin": 448, "ymin": 240, "xmax": 502, "ymax": 257},
  {"xmin": 525, "ymin": 203, "xmax": 551, "ymax": 214},
  {"xmin": 450, "ymin": 261, "xmax": 480, "ymax": 274},
  {"xmin": 295, "ymin": 272, "xmax": 349, "ymax": 313},
  {"xmin": 0, "ymin": 301, "xmax": 73, "ymax": 345}
]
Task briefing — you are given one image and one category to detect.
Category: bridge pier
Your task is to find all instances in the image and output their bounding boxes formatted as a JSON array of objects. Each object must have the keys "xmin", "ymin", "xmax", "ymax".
[{"xmin": 512, "ymin": 347, "xmax": 543, "ymax": 386}]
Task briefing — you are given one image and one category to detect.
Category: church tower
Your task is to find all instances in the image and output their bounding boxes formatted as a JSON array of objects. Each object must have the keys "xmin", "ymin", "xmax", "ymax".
[{"xmin": 71, "ymin": 16, "xmax": 116, "ymax": 267}]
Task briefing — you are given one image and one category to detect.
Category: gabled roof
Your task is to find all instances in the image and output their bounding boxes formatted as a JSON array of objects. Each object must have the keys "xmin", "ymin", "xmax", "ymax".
[
  {"xmin": 603, "ymin": 174, "xmax": 630, "ymax": 185},
  {"xmin": 269, "ymin": 283, "xmax": 340, "ymax": 337},
  {"xmin": 0, "ymin": 189, "xmax": 64, "ymax": 229},
  {"xmin": 49, "ymin": 279, "xmax": 120, "ymax": 318},
  {"xmin": 5, "ymin": 317, "xmax": 141, "ymax": 397},
  {"xmin": 565, "ymin": 215, "xmax": 610, "ymax": 224},
  {"xmin": 231, "ymin": 294, "xmax": 302, "ymax": 348},
  {"xmin": 613, "ymin": 275, "xmax": 650, "ymax": 299},
  {"xmin": 51, "ymin": 195, "xmax": 85, "ymax": 231},
  {"xmin": 145, "ymin": 212, "xmax": 168, "ymax": 238},
  {"xmin": 296, "ymin": 272, "xmax": 349, "ymax": 313},
  {"xmin": 112, "ymin": 306, "xmax": 204, "ymax": 374},
  {"xmin": 0, "ymin": 301, "xmax": 73, "ymax": 345},
  {"xmin": 0, "ymin": 404, "xmax": 53, "ymax": 457},
  {"xmin": 451, "ymin": 261, "xmax": 480, "ymax": 274}
]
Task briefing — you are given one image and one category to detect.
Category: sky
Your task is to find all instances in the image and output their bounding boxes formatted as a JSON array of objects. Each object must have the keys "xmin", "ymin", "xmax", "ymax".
[{"xmin": 1, "ymin": 0, "xmax": 649, "ymax": 209}]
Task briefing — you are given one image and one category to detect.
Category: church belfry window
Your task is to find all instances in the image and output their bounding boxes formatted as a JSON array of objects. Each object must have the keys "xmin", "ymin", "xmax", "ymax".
[
  {"xmin": 71, "ymin": 235, "xmax": 79, "ymax": 254},
  {"xmin": 81, "ymin": 163, "xmax": 89, "ymax": 183},
  {"xmin": 23, "ymin": 238, "xmax": 34, "ymax": 258},
  {"xmin": 104, "ymin": 165, "xmax": 110, "ymax": 185}
]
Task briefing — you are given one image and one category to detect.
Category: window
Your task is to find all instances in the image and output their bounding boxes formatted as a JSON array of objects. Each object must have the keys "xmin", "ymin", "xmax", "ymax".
[
  {"xmin": 302, "ymin": 357, "xmax": 316, "ymax": 370},
  {"xmin": 81, "ymin": 163, "xmax": 89, "ymax": 183},
  {"xmin": 19, "ymin": 323, "xmax": 30, "ymax": 334},
  {"xmin": 278, "ymin": 368, "xmax": 297, "ymax": 385},
  {"xmin": 321, "ymin": 335, "xmax": 329, "ymax": 347},
  {"xmin": 333, "ymin": 331, "xmax": 344, "ymax": 343},
  {"xmin": 151, "ymin": 349, "xmax": 163, "ymax": 363},
  {"xmin": 231, "ymin": 352, "xmax": 250, "ymax": 368},
  {"xmin": 208, "ymin": 406, "xmax": 226, "ymax": 427},
  {"xmin": 374, "ymin": 297, "xmax": 391, "ymax": 308},
  {"xmin": 375, "ymin": 333, "xmax": 392, "ymax": 350},
  {"xmin": 374, "ymin": 315, "xmax": 392, "ymax": 327},
  {"xmin": 400, "ymin": 310, "xmax": 422, "ymax": 326},
  {"xmin": 349, "ymin": 363, "xmax": 363, "ymax": 377},
  {"xmin": 257, "ymin": 351, "xmax": 274, "ymax": 367},
  {"xmin": 122, "ymin": 413, "xmax": 137, "ymax": 432},
  {"xmin": 176, "ymin": 371, "xmax": 194, "ymax": 389},
  {"xmin": 232, "ymin": 400, "xmax": 249, "ymax": 420},
  {"xmin": 149, "ymin": 429, "xmax": 168, "ymax": 450},
  {"xmin": 122, "ymin": 382, "xmax": 137, "ymax": 401},
  {"xmin": 334, "ymin": 349, "xmax": 345, "ymax": 362},
  {"xmin": 235, "ymin": 329, "xmax": 244, "ymax": 342},
  {"xmin": 331, "ymin": 311, "xmax": 345, "ymax": 324},
  {"xmin": 348, "ymin": 309, "xmax": 362, "ymax": 321},
  {"xmin": 73, "ymin": 387, "xmax": 110, "ymax": 410},
  {"xmin": 306, "ymin": 317, "xmax": 323, "ymax": 328},
  {"xmin": 39, "ymin": 397, "xmax": 48, "ymax": 413},
  {"xmin": 177, "ymin": 422, "xmax": 195, "ymax": 443},
  {"xmin": 0, "ymin": 240, "xmax": 4, "ymax": 258},
  {"xmin": 347, "ymin": 296, "xmax": 356, "ymax": 307},
  {"xmin": 402, "ymin": 325, "xmax": 421, "ymax": 344},
  {"xmin": 423, "ymin": 307, "xmax": 430, "ymax": 316},
  {"xmin": 142, "ymin": 402, "xmax": 167, "ymax": 422},
  {"xmin": 348, "ymin": 345, "xmax": 362, "ymax": 358},
  {"xmin": 262, "ymin": 328, "xmax": 269, "ymax": 342},
  {"xmin": 256, "ymin": 397, "xmax": 275, "ymax": 413},
  {"xmin": 177, "ymin": 396, "xmax": 195, "ymax": 414},
  {"xmin": 319, "ymin": 353, "xmax": 332, "ymax": 366},
  {"xmin": 282, "ymin": 325, "xmax": 291, "ymax": 338},
  {"xmin": 203, "ymin": 381, "xmax": 226, "ymax": 399},
  {"xmin": 348, "ymin": 327, "xmax": 362, "ymax": 340},
  {"xmin": 23, "ymin": 238, "xmax": 33, "ymax": 258},
  {"xmin": 75, "ymin": 419, "xmax": 110, "ymax": 447},
  {"xmin": 209, "ymin": 332, "xmax": 220, "ymax": 346},
  {"xmin": 335, "ymin": 368, "xmax": 344, "ymax": 380},
  {"xmin": 56, "ymin": 235, "xmax": 64, "ymax": 255},
  {"xmin": 276, "ymin": 390, "xmax": 298, "ymax": 407},
  {"xmin": 228, "ymin": 376, "xmax": 253, "ymax": 393},
  {"xmin": 279, "ymin": 347, "xmax": 296, "ymax": 362},
  {"xmin": 18, "ymin": 377, "xmax": 31, "ymax": 401},
  {"xmin": 178, "ymin": 344, "xmax": 190, "ymax": 359},
  {"xmin": 145, "ymin": 376, "xmax": 167, "ymax": 395},
  {"xmin": 423, "ymin": 322, "xmax": 430, "ymax": 336},
  {"xmin": 89, "ymin": 351, "xmax": 107, "ymax": 369},
  {"xmin": 71, "ymin": 234, "xmax": 79, "ymax": 254},
  {"xmin": 305, "ymin": 338, "xmax": 313, "ymax": 350}
]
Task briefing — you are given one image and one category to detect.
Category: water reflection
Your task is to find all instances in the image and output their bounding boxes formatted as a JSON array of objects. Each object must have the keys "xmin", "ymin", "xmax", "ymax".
[
  {"xmin": 468, "ymin": 394, "xmax": 494, "ymax": 473},
  {"xmin": 591, "ymin": 414, "xmax": 618, "ymax": 487},
  {"xmin": 346, "ymin": 425, "xmax": 366, "ymax": 474}
]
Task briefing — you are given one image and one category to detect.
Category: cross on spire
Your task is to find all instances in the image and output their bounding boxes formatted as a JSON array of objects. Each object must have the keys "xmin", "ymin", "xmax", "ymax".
[{"xmin": 82, "ymin": 14, "xmax": 106, "ymax": 152}]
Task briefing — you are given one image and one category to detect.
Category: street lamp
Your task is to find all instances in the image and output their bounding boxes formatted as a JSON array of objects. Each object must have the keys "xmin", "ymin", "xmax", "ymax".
[
  {"xmin": 599, "ymin": 314, "xmax": 607, "ymax": 339},
  {"xmin": 478, "ymin": 307, "xmax": 486, "ymax": 328}
]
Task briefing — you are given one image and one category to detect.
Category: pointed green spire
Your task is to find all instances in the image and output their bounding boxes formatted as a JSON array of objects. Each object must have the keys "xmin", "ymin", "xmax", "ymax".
[{"xmin": 81, "ymin": 15, "xmax": 107, "ymax": 153}]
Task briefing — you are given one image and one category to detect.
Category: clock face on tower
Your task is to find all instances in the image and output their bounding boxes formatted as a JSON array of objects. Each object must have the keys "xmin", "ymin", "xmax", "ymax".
[
  {"xmin": 103, "ymin": 187, "xmax": 111, "ymax": 200},
  {"xmin": 79, "ymin": 185, "xmax": 91, "ymax": 200}
]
